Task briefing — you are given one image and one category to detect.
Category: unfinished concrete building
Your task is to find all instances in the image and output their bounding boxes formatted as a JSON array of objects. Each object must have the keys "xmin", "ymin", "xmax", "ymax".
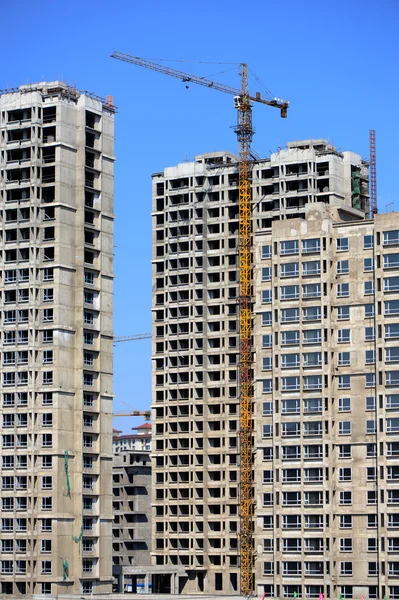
[
  {"xmin": 0, "ymin": 82, "xmax": 115, "ymax": 595},
  {"xmin": 150, "ymin": 139, "xmax": 397, "ymax": 596},
  {"xmin": 254, "ymin": 206, "xmax": 399, "ymax": 600},
  {"xmin": 112, "ymin": 424, "xmax": 152, "ymax": 593}
]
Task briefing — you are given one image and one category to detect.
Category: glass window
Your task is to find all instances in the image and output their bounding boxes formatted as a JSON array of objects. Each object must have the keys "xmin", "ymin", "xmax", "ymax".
[
  {"xmin": 340, "ymin": 562, "xmax": 353, "ymax": 575},
  {"xmin": 262, "ymin": 289, "xmax": 272, "ymax": 304},
  {"xmin": 262, "ymin": 312, "xmax": 272, "ymax": 326},
  {"xmin": 303, "ymin": 283, "xmax": 321, "ymax": 298},
  {"xmin": 281, "ymin": 285, "xmax": 299, "ymax": 300},
  {"xmin": 386, "ymin": 301, "xmax": 399, "ymax": 315},
  {"xmin": 282, "ymin": 422, "xmax": 300, "ymax": 437},
  {"xmin": 263, "ymin": 469, "xmax": 273, "ymax": 483},
  {"xmin": 385, "ymin": 277, "xmax": 399, "ymax": 292},
  {"xmin": 338, "ymin": 352, "xmax": 351, "ymax": 366},
  {"xmin": 364, "ymin": 281, "xmax": 375, "ymax": 295},
  {"xmin": 262, "ymin": 380, "xmax": 272, "ymax": 393},
  {"xmin": 338, "ymin": 329, "xmax": 350, "ymax": 343},
  {"xmin": 262, "ymin": 245, "xmax": 272, "ymax": 259},
  {"xmin": 263, "ymin": 561, "xmax": 274, "ymax": 575},
  {"xmin": 366, "ymin": 420, "xmax": 376, "ymax": 434},
  {"xmin": 263, "ymin": 515, "xmax": 274, "ymax": 528},
  {"xmin": 281, "ymin": 308, "xmax": 299, "ymax": 323},
  {"xmin": 368, "ymin": 538, "xmax": 378, "ymax": 551},
  {"xmin": 387, "ymin": 372, "xmax": 399, "ymax": 387},
  {"xmin": 364, "ymin": 235, "xmax": 374, "ymax": 249},
  {"xmin": 303, "ymin": 375, "xmax": 322, "ymax": 390},
  {"xmin": 281, "ymin": 354, "xmax": 300, "ymax": 369},
  {"xmin": 262, "ymin": 357, "xmax": 272, "ymax": 371},
  {"xmin": 280, "ymin": 240, "xmax": 298, "ymax": 255},
  {"xmin": 384, "ymin": 254, "xmax": 399, "ymax": 269},
  {"xmin": 282, "ymin": 377, "xmax": 300, "ymax": 391},
  {"xmin": 283, "ymin": 515, "xmax": 301, "ymax": 529},
  {"xmin": 262, "ymin": 267, "xmax": 272, "ymax": 281},
  {"xmin": 364, "ymin": 257, "xmax": 374, "ymax": 272},
  {"xmin": 304, "ymin": 445, "xmax": 323, "ymax": 459},
  {"xmin": 366, "ymin": 373, "xmax": 376, "ymax": 388},
  {"xmin": 339, "ymin": 398, "xmax": 351, "ymax": 412},
  {"xmin": 365, "ymin": 304, "xmax": 375, "ymax": 318},
  {"xmin": 303, "ymin": 329, "xmax": 321, "ymax": 345},
  {"xmin": 339, "ymin": 538, "xmax": 353, "ymax": 551},
  {"xmin": 337, "ymin": 238, "xmax": 349, "ymax": 252},
  {"xmin": 387, "ymin": 395, "xmax": 399, "ymax": 410},
  {"xmin": 302, "ymin": 238, "xmax": 320, "ymax": 254},
  {"xmin": 303, "ymin": 306, "xmax": 321, "ymax": 322},
  {"xmin": 262, "ymin": 401, "xmax": 273, "ymax": 416},
  {"xmin": 281, "ymin": 263, "xmax": 299, "ymax": 278},
  {"xmin": 302, "ymin": 261, "xmax": 320, "ymax": 276},
  {"xmin": 387, "ymin": 348, "xmax": 399, "ymax": 364},
  {"xmin": 384, "ymin": 231, "xmax": 399, "ymax": 246},
  {"xmin": 282, "ymin": 399, "xmax": 300, "ymax": 414},
  {"xmin": 304, "ymin": 398, "xmax": 322, "ymax": 413},
  {"xmin": 340, "ymin": 515, "xmax": 352, "ymax": 528},
  {"xmin": 262, "ymin": 334, "xmax": 272, "ymax": 348},
  {"xmin": 338, "ymin": 445, "xmax": 352, "ymax": 458},
  {"xmin": 337, "ymin": 260, "xmax": 349, "ymax": 275},
  {"xmin": 339, "ymin": 421, "xmax": 352, "ymax": 435},
  {"xmin": 282, "ymin": 445, "xmax": 300, "ymax": 459},
  {"xmin": 339, "ymin": 467, "xmax": 352, "ymax": 481},
  {"xmin": 387, "ymin": 418, "xmax": 399, "ymax": 433},
  {"xmin": 262, "ymin": 424, "xmax": 272, "ymax": 438},
  {"xmin": 303, "ymin": 421, "xmax": 322, "ymax": 436},
  {"xmin": 338, "ymin": 306, "xmax": 350, "ymax": 320},
  {"xmin": 366, "ymin": 349, "xmax": 376, "ymax": 364},
  {"xmin": 282, "ymin": 330, "xmax": 300, "ymax": 346},
  {"xmin": 366, "ymin": 396, "xmax": 376, "ymax": 410},
  {"xmin": 337, "ymin": 283, "xmax": 350, "ymax": 297},
  {"xmin": 386, "ymin": 324, "xmax": 399, "ymax": 339},
  {"xmin": 365, "ymin": 326, "xmax": 375, "ymax": 341},
  {"xmin": 303, "ymin": 352, "xmax": 322, "ymax": 367}
]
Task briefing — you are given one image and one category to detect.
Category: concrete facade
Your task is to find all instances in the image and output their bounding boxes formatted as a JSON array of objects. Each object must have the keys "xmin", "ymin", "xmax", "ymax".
[
  {"xmin": 254, "ymin": 206, "xmax": 399, "ymax": 600},
  {"xmin": 112, "ymin": 425, "xmax": 152, "ymax": 592},
  {"xmin": 150, "ymin": 140, "xmax": 390, "ymax": 596},
  {"xmin": 0, "ymin": 82, "xmax": 115, "ymax": 595}
]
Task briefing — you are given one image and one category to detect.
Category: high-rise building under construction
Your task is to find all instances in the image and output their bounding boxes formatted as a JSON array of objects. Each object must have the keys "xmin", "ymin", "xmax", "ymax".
[
  {"xmin": 0, "ymin": 82, "xmax": 115, "ymax": 595},
  {"xmin": 152, "ymin": 139, "xmax": 399, "ymax": 598}
]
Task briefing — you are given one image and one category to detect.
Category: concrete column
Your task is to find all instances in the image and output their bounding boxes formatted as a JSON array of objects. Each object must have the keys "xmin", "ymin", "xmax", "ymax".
[{"xmin": 171, "ymin": 574, "xmax": 176, "ymax": 595}]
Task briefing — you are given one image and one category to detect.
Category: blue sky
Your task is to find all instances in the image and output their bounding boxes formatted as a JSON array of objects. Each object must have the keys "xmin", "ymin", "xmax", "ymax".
[{"xmin": 2, "ymin": 0, "xmax": 398, "ymax": 432}]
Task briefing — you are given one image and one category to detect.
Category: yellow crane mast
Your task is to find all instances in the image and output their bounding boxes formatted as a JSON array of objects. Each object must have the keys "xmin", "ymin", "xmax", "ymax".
[{"xmin": 111, "ymin": 51, "xmax": 288, "ymax": 596}]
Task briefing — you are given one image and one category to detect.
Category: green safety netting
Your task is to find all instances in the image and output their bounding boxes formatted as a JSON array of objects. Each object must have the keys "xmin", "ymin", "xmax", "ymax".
[
  {"xmin": 72, "ymin": 525, "xmax": 83, "ymax": 544},
  {"xmin": 62, "ymin": 559, "xmax": 69, "ymax": 581},
  {"xmin": 64, "ymin": 450, "xmax": 71, "ymax": 496}
]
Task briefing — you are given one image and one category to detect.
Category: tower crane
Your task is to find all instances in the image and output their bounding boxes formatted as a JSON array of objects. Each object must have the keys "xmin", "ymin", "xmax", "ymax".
[{"xmin": 111, "ymin": 51, "xmax": 289, "ymax": 596}]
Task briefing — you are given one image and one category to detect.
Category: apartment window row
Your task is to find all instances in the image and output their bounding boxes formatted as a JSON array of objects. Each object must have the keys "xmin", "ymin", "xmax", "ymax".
[
  {"xmin": 2, "ymin": 497, "xmax": 52, "ymax": 511},
  {"xmin": 263, "ymin": 442, "xmax": 387, "ymax": 462},
  {"xmin": 1, "ymin": 391, "xmax": 52, "ymax": 407},
  {"xmin": 261, "ymin": 232, "xmax": 399, "ymax": 262},
  {"xmin": 2, "ymin": 412, "xmax": 52, "ymax": 428},
  {"xmin": 2, "ymin": 370, "xmax": 53, "ymax": 386}
]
